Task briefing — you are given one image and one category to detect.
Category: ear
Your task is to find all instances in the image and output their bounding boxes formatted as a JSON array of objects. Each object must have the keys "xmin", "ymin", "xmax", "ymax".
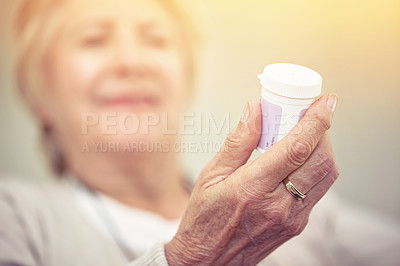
[{"xmin": 33, "ymin": 103, "xmax": 53, "ymax": 129}]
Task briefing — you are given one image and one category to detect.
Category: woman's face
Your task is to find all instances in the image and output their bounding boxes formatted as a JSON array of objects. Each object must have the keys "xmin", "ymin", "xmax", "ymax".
[{"xmin": 41, "ymin": 0, "xmax": 187, "ymax": 153}]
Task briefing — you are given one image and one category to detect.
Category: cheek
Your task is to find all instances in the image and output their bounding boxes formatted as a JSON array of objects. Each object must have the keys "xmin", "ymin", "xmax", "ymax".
[
  {"xmin": 70, "ymin": 54, "xmax": 104, "ymax": 87},
  {"xmin": 50, "ymin": 51, "xmax": 104, "ymax": 106},
  {"xmin": 45, "ymin": 51, "xmax": 105, "ymax": 135},
  {"xmin": 155, "ymin": 51, "xmax": 187, "ymax": 107},
  {"xmin": 156, "ymin": 52, "xmax": 187, "ymax": 132}
]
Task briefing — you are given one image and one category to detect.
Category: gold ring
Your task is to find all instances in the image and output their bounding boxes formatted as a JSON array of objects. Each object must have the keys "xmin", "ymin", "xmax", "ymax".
[{"xmin": 282, "ymin": 177, "xmax": 306, "ymax": 200}]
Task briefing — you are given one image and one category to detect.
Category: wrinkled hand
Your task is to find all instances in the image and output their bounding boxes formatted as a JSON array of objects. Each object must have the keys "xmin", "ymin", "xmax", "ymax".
[{"xmin": 166, "ymin": 94, "xmax": 339, "ymax": 266}]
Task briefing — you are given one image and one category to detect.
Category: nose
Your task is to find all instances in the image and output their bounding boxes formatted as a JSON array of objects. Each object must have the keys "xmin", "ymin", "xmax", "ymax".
[{"xmin": 110, "ymin": 31, "xmax": 150, "ymax": 79}]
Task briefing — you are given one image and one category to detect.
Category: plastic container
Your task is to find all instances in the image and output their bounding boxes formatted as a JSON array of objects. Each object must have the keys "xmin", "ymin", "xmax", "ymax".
[{"xmin": 257, "ymin": 63, "xmax": 322, "ymax": 153}]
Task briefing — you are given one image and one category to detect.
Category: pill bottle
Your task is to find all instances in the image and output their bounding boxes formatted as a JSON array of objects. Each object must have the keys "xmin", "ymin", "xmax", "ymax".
[{"xmin": 257, "ymin": 63, "xmax": 322, "ymax": 153}]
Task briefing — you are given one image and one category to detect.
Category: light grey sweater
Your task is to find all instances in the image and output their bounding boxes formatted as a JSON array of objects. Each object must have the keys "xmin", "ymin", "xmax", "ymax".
[
  {"xmin": 2, "ymin": 177, "xmax": 400, "ymax": 266},
  {"xmin": 0, "ymin": 178, "xmax": 168, "ymax": 266}
]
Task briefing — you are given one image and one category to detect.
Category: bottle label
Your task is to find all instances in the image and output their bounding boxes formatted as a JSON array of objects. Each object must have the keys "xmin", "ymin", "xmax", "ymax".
[
  {"xmin": 257, "ymin": 98, "xmax": 309, "ymax": 152},
  {"xmin": 299, "ymin": 108, "xmax": 307, "ymax": 121},
  {"xmin": 257, "ymin": 98, "xmax": 283, "ymax": 151}
]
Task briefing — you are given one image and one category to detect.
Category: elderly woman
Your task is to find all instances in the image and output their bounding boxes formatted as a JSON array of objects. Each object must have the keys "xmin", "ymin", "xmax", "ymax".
[{"xmin": 0, "ymin": 0, "xmax": 350, "ymax": 265}]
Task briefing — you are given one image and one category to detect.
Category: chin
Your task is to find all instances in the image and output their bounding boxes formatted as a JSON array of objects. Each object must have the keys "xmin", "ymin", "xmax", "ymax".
[{"xmin": 97, "ymin": 132, "xmax": 175, "ymax": 154}]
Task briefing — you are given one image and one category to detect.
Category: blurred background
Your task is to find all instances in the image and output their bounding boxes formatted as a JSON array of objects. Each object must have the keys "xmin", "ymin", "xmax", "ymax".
[{"xmin": 1, "ymin": 0, "xmax": 399, "ymax": 222}]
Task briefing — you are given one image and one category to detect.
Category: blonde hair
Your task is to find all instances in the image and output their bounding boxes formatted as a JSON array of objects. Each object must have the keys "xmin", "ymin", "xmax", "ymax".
[{"xmin": 14, "ymin": 0, "xmax": 198, "ymax": 176}]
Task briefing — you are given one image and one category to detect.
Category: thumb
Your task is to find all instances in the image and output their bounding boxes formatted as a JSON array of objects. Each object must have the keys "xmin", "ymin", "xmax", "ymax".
[{"xmin": 199, "ymin": 99, "xmax": 261, "ymax": 185}]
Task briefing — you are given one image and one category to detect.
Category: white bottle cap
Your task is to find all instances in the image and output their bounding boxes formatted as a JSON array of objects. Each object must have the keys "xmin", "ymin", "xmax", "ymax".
[{"xmin": 258, "ymin": 63, "xmax": 322, "ymax": 99}]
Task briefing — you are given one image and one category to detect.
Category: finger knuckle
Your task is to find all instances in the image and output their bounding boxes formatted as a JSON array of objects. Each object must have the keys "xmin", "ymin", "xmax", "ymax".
[
  {"xmin": 332, "ymin": 165, "xmax": 340, "ymax": 180},
  {"xmin": 298, "ymin": 218, "xmax": 309, "ymax": 235},
  {"xmin": 316, "ymin": 150, "xmax": 336, "ymax": 174},
  {"xmin": 269, "ymin": 208, "xmax": 290, "ymax": 226},
  {"xmin": 326, "ymin": 165, "xmax": 340, "ymax": 184},
  {"xmin": 287, "ymin": 138, "xmax": 313, "ymax": 166},
  {"xmin": 285, "ymin": 219, "xmax": 305, "ymax": 236},
  {"xmin": 195, "ymin": 165, "xmax": 214, "ymax": 187},
  {"xmin": 314, "ymin": 111, "xmax": 331, "ymax": 131},
  {"xmin": 224, "ymin": 134, "xmax": 242, "ymax": 152}
]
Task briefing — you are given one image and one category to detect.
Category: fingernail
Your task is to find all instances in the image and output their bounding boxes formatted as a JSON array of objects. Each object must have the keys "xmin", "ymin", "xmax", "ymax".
[
  {"xmin": 241, "ymin": 101, "xmax": 252, "ymax": 122},
  {"xmin": 327, "ymin": 93, "xmax": 338, "ymax": 112}
]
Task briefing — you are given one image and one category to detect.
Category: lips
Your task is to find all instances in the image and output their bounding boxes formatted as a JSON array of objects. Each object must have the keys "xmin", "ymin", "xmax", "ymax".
[
  {"xmin": 94, "ymin": 89, "xmax": 161, "ymax": 110},
  {"xmin": 99, "ymin": 95, "xmax": 160, "ymax": 106}
]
